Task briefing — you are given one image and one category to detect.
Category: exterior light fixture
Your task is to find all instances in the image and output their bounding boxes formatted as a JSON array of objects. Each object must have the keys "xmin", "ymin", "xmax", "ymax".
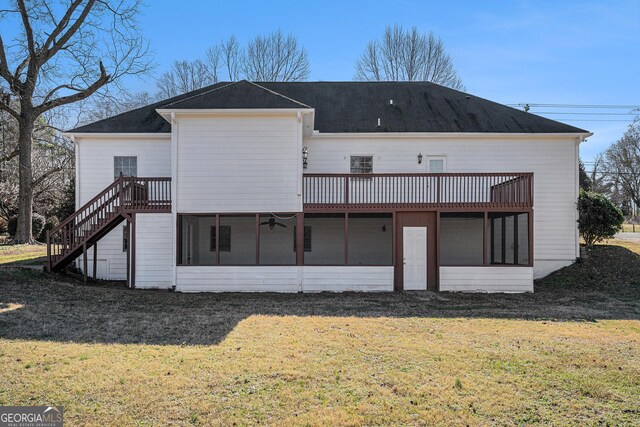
[
  {"xmin": 302, "ymin": 146, "xmax": 308, "ymax": 169},
  {"xmin": 418, "ymin": 153, "xmax": 423, "ymax": 164}
]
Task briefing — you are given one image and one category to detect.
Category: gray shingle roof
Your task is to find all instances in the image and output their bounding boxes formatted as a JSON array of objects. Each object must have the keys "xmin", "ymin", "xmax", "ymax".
[
  {"xmin": 69, "ymin": 80, "xmax": 588, "ymax": 134},
  {"xmin": 162, "ymin": 80, "xmax": 311, "ymax": 109}
]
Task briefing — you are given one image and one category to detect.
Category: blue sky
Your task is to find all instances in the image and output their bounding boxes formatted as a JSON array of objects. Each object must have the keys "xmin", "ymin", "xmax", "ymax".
[
  {"xmin": 130, "ymin": 0, "xmax": 639, "ymax": 163},
  {"xmin": 4, "ymin": 1, "xmax": 638, "ymax": 162}
]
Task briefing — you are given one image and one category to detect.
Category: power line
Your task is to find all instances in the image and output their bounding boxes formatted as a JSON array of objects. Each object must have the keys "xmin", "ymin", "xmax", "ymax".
[
  {"xmin": 533, "ymin": 112, "xmax": 637, "ymax": 116},
  {"xmin": 541, "ymin": 119, "xmax": 632, "ymax": 122},
  {"xmin": 508, "ymin": 103, "xmax": 640, "ymax": 109}
]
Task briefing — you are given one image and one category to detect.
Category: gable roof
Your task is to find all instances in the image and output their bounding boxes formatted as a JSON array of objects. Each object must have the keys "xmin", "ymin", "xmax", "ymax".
[
  {"xmin": 161, "ymin": 80, "xmax": 311, "ymax": 110},
  {"xmin": 69, "ymin": 80, "xmax": 588, "ymax": 134}
]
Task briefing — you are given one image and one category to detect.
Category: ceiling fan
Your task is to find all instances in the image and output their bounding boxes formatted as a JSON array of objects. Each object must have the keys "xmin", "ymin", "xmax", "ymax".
[{"xmin": 260, "ymin": 217, "xmax": 288, "ymax": 231}]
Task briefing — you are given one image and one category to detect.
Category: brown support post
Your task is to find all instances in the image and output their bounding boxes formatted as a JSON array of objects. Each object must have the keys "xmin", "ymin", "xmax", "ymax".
[
  {"xmin": 126, "ymin": 221, "xmax": 130, "ymax": 288},
  {"xmin": 215, "ymin": 214, "xmax": 220, "ymax": 265},
  {"xmin": 391, "ymin": 211, "xmax": 397, "ymax": 266},
  {"xmin": 93, "ymin": 243, "xmax": 97, "ymax": 280},
  {"xmin": 435, "ymin": 210, "xmax": 440, "ymax": 291},
  {"xmin": 529, "ymin": 210, "xmax": 534, "ymax": 267},
  {"xmin": 344, "ymin": 175, "xmax": 349, "ymax": 208},
  {"xmin": 255, "ymin": 214, "xmax": 260, "ymax": 265},
  {"xmin": 296, "ymin": 213, "xmax": 304, "ymax": 266},
  {"xmin": 483, "ymin": 211, "xmax": 488, "ymax": 265},
  {"xmin": 82, "ymin": 243, "xmax": 87, "ymax": 284},
  {"xmin": 513, "ymin": 214, "xmax": 519, "ymax": 265},
  {"xmin": 118, "ymin": 173, "xmax": 124, "ymax": 212},
  {"xmin": 130, "ymin": 214, "xmax": 136, "ymax": 289},
  {"xmin": 501, "ymin": 213, "xmax": 507, "ymax": 264},
  {"xmin": 46, "ymin": 230, "xmax": 51, "ymax": 272},
  {"xmin": 344, "ymin": 212, "xmax": 349, "ymax": 265},
  {"xmin": 490, "ymin": 217, "xmax": 495, "ymax": 264}
]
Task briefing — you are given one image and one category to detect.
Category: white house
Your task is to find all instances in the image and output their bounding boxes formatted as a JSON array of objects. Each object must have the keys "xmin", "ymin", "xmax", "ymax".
[{"xmin": 47, "ymin": 80, "xmax": 591, "ymax": 293}]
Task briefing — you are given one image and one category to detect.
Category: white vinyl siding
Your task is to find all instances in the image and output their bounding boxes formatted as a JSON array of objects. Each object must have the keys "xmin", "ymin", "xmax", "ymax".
[
  {"xmin": 176, "ymin": 266, "xmax": 394, "ymax": 292},
  {"xmin": 175, "ymin": 114, "xmax": 302, "ymax": 213},
  {"xmin": 301, "ymin": 266, "xmax": 393, "ymax": 292},
  {"xmin": 135, "ymin": 214, "xmax": 173, "ymax": 289},
  {"xmin": 75, "ymin": 136, "xmax": 171, "ymax": 280},
  {"xmin": 439, "ymin": 266, "xmax": 534, "ymax": 292},
  {"xmin": 304, "ymin": 136, "xmax": 579, "ymax": 279}
]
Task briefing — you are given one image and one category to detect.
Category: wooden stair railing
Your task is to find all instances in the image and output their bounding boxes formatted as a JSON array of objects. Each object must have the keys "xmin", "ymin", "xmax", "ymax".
[{"xmin": 46, "ymin": 176, "xmax": 171, "ymax": 272}]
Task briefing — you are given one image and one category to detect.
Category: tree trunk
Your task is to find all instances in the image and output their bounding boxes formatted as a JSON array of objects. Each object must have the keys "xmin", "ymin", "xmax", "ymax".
[{"xmin": 14, "ymin": 117, "xmax": 34, "ymax": 244}]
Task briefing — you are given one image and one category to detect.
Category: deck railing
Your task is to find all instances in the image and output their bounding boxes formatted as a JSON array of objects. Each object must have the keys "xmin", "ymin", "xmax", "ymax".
[
  {"xmin": 47, "ymin": 176, "xmax": 171, "ymax": 271},
  {"xmin": 303, "ymin": 172, "xmax": 533, "ymax": 209}
]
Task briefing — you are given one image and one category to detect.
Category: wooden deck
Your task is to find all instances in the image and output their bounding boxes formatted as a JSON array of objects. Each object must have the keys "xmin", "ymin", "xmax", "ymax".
[{"xmin": 303, "ymin": 172, "xmax": 533, "ymax": 211}]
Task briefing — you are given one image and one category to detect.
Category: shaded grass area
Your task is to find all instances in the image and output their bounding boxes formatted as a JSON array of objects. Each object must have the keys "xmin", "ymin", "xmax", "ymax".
[
  {"xmin": 0, "ymin": 243, "xmax": 639, "ymax": 425},
  {"xmin": 0, "ymin": 244, "xmax": 46, "ymax": 266}
]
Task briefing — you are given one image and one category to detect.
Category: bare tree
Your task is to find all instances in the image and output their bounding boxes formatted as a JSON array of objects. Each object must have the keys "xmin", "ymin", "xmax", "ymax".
[
  {"xmin": 0, "ymin": 109, "xmax": 73, "ymax": 230},
  {"xmin": 156, "ymin": 59, "xmax": 216, "ymax": 99},
  {"xmin": 354, "ymin": 24, "xmax": 465, "ymax": 90},
  {"xmin": 589, "ymin": 154, "xmax": 609, "ymax": 194},
  {"xmin": 220, "ymin": 35, "xmax": 242, "ymax": 81},
  {"xmin": 204, "ymin": 45, "xmax": 222, "ymax": 84},
  {"xmin": 155, "ymin": 31, "xmax": 309, "ymax": 96},
  {"xmin": 0, "ymin": 0, "xmax": 152, "ymax": 243},
  {"xmin": 601, "ymin": 118, "xmax": 640, "ymax": 217},
  {"xmin": 243, "ymin": 30, "xmax": 310, "ymax": 82},
  {"xmin": 78, "ymin": 90, "xmax": 155, "ymax": 124}
]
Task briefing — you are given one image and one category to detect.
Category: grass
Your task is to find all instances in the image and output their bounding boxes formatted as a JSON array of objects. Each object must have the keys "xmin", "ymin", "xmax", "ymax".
[
  {"xmin": 0, "ymin": 244, "xmax": 639, "ymax": 425},
  {"xmin": 621, "ymin": 223, "xmax": 640, "ymax": 233},
  {"xmin": 0, "ymin": 243, "xmax": 46, "ymax": 266}
]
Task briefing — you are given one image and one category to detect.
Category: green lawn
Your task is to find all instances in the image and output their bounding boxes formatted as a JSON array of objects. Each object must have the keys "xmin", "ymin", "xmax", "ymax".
[
  {"xmin": 0, "ymin": 243, "xmax": 639, "ymax": 425},
  {"xmin": 0, "ymin": 243, "xmax": 46, "ymax": 266}
]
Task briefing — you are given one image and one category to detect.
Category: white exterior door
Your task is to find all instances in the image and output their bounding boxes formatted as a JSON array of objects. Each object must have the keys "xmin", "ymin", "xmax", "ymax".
[{"xmin": 403, "ymin": 227, "xmax": 427, "ymax": 290}]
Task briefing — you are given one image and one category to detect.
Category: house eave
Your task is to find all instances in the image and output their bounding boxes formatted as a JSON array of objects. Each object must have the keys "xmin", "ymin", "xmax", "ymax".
[
  {"xmin": 156, "ymin": 108, "xmax": 315, "ymax": 122},
  {"xmin": 63, "ymin": 132, "xmax": 171, "ymax": 140},
  {"xmin": 307, "ymin": 131, "xmax": 594, "ymax": 141}
]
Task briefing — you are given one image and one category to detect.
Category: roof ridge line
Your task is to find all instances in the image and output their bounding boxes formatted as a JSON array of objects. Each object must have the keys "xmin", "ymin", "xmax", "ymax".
[
  {"xmin": 161, "ymin": 81, "xmax": 240, "ymax": 108},
  {"xmin": 245, "ymin": 81, "xmax": 312, "ymax": 109}
]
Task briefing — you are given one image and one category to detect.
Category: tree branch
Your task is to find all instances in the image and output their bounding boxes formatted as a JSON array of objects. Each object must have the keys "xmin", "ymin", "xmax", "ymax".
[
  {"xmin": 32, "ymin": 165, "xmax": 65, "ymax": 188},
  {"xmin": 0, "ymin": 35, "xmax": 18, "ymax": 87},
  {"xmin": 16, "ymin": 0, "xmax": 36, "ymax": 57},
  {"xmin": 0, "ymin": 99, "xmax": 20, "ymax": 121},
  {"xmin": 41, "ymin": 0, "xmax": 84, "ymax": 53},
  {"xmin": 0, "ymin": 148, "xmax": 19, "ymax": 163},
  {"xmin": 41, "ymin": 0, "xmax": 96, "ymax": 65},
  {"xmin": 35, "ymin": 61, "xmax": 110, "ymax": 115},
  {"xmin": 42, "ymin": 83, "xmax": 86, "ymax": 104}
]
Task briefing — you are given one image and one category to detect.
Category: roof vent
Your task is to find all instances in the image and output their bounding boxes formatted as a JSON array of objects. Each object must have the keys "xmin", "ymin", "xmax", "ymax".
[
  {"xmin": 377, "ymin": 118, "xmax": 381, "ymax": 127},
  {"xmin": 389, "ymin": 99, "xmax": 393, "ymax": 105}
]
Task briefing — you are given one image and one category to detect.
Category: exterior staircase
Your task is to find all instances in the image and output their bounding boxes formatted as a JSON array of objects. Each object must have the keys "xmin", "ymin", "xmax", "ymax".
[{"xmin": 46, "ymin": 176, "xmax": 171, "ymax": 276}]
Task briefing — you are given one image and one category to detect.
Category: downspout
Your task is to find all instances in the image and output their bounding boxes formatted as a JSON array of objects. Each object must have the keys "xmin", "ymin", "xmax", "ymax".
[
  {"xmin": 73, "ymin": 136, "xmax": 79, "ymax": 210},
  {"xmin": 575, "ymin": 136, "xmax": 583, "ymax": 260},
  {"xmin": 73, "ymin": 135, "xmax": 80, "ymax": 271},
  {"xmin": 297, "ymin": 111, "xmax": 303, "ymax": 292},
  {"xmin": 171, "ymin": 112, "xmax": 178, "ymax": 289}
]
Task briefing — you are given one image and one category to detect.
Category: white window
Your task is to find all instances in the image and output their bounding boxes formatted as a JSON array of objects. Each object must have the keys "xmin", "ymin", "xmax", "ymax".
[
  {"xmin": 114, "ymin": 156, "xmax": 137, "ymax": 180},
  {"xmin": 428, "ymin": 157, "xmax": 446, "ymax": 173},
  {"xmin": 350, "ymin": 156, "xmax": 373, "ymax": 174}
]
